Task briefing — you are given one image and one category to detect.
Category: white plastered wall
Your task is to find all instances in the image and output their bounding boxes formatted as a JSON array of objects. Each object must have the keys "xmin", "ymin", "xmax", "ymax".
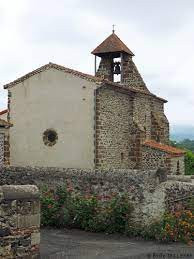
[{"xmin": 9, "ymin": 68, "xmax": 97, "ymax": 168}]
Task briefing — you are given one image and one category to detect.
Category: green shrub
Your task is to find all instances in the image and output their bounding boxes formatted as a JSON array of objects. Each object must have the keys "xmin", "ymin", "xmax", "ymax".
[
  {"xmin": 41, "ymin": 185, "xmax": 193, "ymax": 244},
  {"xmin": 141, "ymin": 210, "xmax": 194, "ymax": 244},
  {"xmin": 40, "ymin": 185, "xmax": 133, "ymax": 233},
  {"xmin": 185, "ymin": 151, "xmax": 194, "ymax": 175}
]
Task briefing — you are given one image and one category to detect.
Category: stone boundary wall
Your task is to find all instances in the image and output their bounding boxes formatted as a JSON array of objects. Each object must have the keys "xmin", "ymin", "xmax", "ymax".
[
  {"xmin": 164, "ymin": 181, "xmax": 194, "ymax": 212},
  {"xmin": 1, "ymin": 167, "xmax": 167, "ymax": 225},
  {"xmin": 1, "ymin": 167, "xmax": 193, "ymax": 226},
  {"xmin": 0, "ymin": 185, "xmax": 40, "ymax": 258},
  {"xmin": 0, "ymin": 166, "xmax": 164, "ymax": 194}
]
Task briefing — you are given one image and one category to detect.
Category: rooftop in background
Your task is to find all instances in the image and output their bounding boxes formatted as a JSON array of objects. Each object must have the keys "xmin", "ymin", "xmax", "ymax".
[
  {"xmin": 91, "ymin": 33, "xmax": 134, "ymax": 58},
  {"xmin": 0, "ymin": 109, "xmax": 8, "ymax": 116},
  {"xmin": 144, "ymin": 140, "xmax": 186, "ymax": 155}
]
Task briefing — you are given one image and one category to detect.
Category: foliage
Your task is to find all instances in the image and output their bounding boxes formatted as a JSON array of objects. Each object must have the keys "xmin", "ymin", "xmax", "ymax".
[
  {"xmin": 179, "ymin": 139, "xmax": 194, "ymax": 153},
  {"xmin": 41, "ymin": 185, "xmax": 133, "ymax": 234},
  {"xmin": 170, "ymin": 139, "xmax": 194, "ymax": 175},
  {"xmin": 170, "ymin": 139, "xmax": 194, "ymax": 152},
  {"xmin": 185, "ymin": 151, "xmax": 194, "ymax": 175},
  {"xmin": 142, "ymin": 209, "xmax": 194, "ymax": 244},
  {"xmin": 41, "ymin": 185, "xmax": 194, "ymax": 244},
  {"xmin": 140, "ymin": 198, "xmax": 194, "ymax": 244}
]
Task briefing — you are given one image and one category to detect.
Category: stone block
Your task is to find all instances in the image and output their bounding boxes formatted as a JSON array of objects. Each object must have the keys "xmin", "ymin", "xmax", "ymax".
[
  {"xmin": 31, "ymin": 232, "xmax": 40, "ymax": 246},
  {"xmin": 2, "ymin": 185, "xmax": 39, "ymax": 201},
  {"xmin": 0, "ymin": 227, "xmax": 11, "ymax": 237},
  {"xmin": 17, "ymin": 214, "xmax": 40, "ymax": 228},
  {"xmin": 32, "ymin": 200, "xmax": 40, "ymax": 214},
  {"xmin": 0, "ymin": 185, "xmax": 40, "ymax": 258}
]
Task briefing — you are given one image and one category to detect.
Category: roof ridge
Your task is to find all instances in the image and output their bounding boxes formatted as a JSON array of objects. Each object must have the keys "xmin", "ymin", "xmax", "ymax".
[
  {"xmin": 4, "ymin": 62, "xmax": 102, "ymax": 89},
  {"xmin": 3, "ymin": 62, "xmax": 167, "ymax": 103}
]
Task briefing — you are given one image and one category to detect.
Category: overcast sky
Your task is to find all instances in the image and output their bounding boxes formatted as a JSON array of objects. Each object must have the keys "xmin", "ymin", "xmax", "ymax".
[{"xmin": 0, "ymin": 0, "xmax": 193, "ymax": 127}]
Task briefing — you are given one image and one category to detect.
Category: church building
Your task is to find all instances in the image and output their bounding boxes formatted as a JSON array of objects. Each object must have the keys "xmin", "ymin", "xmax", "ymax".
[{"xmin": 2, "ymin": 32, "xmax": 185, "ymax": 174}]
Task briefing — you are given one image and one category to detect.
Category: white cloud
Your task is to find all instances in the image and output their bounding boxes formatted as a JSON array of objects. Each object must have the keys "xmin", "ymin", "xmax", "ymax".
[{"xmin": 0, "ymin": 0, "xmax": 193, "ymax": 127}]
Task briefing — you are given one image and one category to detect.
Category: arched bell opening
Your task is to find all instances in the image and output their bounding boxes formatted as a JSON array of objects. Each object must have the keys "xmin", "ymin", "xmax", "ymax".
[{"xmin": 113, "ymin": 57, "xmax": 121, "ymax": 83}]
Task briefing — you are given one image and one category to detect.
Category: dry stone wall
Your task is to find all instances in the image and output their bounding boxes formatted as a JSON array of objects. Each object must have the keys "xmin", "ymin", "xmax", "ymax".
[{"xmin": 0, "ymin": 185, "xmax": 40, "ymax": 259}]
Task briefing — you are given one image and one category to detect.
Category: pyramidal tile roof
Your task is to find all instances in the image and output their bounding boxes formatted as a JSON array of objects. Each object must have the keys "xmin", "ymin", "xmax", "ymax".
[
  {"xmin": 144, "ymin": 140, "xmax": 186, "ymax": 155},
  {"xmin": 91, "ymin": 33, "xmax": 134, "ymax": 56}
]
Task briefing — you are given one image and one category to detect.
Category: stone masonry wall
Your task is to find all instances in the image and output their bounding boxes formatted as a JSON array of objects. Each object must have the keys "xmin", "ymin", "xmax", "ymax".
[
  {"xmin": 151, "ymin": 98, "xmax": 169, "ymax": 144},
  {"xmin": 141, "ymin": 145, "xmax": 167, "ymax": 170},
  {"xmin": 96, "ymin": 57, "xmax": 113, "ymax": 81},
  {"xmin": 132, "ymin": 95, "xmax": 169, "ymax": 146},
  {"xmin": 0, "ymin": 185, "xmax": 40, "ymax": 258},
  {"xmin": 95, "ymin": 86, "xmax": 170, "ymax": 170},
  {"xmin": 1, "ymin": 167, "xmax": 165, "ymax": 225},
  {"xmin": 95, "ymin": 86, "xmax": 133, "ymax": 169},
  {"xmin": 141, "ymin": 146, "xmax": 185, "ymax": 175},
  {"xmin": 1, "ymin": 167, "xmax": 193, "ymax": 226},
  {"xmin": 4, "ymin": 131, "xmax": 10, "ymax": 167},
  {"xmin": 167, "ymin": 156, "xmax": 185, "ymax": 175},
  {"xmin": 122, "ymin": 54, "xmax": 149, "ymax": 92},
  {"xmin": 132, "ymin": 94, "xmax": 151, "ymax": 140},
  {"xmin": 164, "ymin": 181, "xmax": 194, "ymax": 212}
]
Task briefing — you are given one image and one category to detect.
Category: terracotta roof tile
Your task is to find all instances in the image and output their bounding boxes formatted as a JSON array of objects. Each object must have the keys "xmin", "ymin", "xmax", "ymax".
[
  {"xmin": 0, "ymin": 109, "xmax": 8, "ymax": 115},
  {"xmin": 92, "ymin": 33, "xmax": 134, "ymax": 57},
  {"xmin": 144, "ymin": 140, "xmax": 186, "ymax": 155}
]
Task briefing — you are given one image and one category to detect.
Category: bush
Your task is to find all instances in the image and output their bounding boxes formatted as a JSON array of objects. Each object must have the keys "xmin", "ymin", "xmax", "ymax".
[
  {"xmin": 185, "ymin": 151, "xmax": 194, "ymax": 175},
  {"xmin": 142, "ymin": 209, "xmax": 194, "ymax": 244},
  {"xmin": 41, "ymin": 185, "xmax": 193, "ymax": 244},
  {"xmin": 41, "ymin": 185, "xmax": 133, "ymax": 234}
]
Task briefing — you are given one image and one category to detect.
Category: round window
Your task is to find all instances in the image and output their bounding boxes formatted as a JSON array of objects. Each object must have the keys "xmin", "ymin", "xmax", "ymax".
[{"xmin": 43, "ymin": 129, "xmax": 58, "ymax": 146}]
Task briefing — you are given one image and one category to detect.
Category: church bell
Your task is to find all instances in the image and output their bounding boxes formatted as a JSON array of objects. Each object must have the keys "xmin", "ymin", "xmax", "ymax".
[{"xmin": 113, "ymin": 62, "xmax": 121, "ymax": 75}]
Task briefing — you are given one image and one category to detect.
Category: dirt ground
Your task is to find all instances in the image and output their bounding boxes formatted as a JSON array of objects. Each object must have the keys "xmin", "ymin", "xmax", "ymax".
[{"xmin": 40, "ymin": 228, "xmax": 194, "ymax": 259}]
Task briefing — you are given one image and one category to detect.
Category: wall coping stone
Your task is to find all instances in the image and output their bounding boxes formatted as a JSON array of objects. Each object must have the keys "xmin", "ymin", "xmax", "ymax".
[
  {"xmin": 167, "ymin": 175, "xmax": 192, "ymax": 183},
  {"xmin": 0, "ymin": 185, "xmax": 39, "ymax": 200}
]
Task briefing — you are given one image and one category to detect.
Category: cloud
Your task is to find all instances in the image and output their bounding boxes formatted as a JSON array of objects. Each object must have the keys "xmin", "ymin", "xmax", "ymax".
[{"xmin": 0, "ymin": 0, "xmax": 193, "ymax": 127}]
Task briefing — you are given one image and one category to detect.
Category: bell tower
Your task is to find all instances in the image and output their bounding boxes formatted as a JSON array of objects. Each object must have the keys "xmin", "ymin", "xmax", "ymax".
[{"xmin": 92, "ymin": 31, "xmax": 149, "ymax": 92}]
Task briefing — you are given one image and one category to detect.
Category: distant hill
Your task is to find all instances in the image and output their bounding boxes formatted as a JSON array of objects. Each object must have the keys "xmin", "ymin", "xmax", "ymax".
[{"xmin": 170, "ymin": 125, "xmax": 194, "ymax": 141}]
